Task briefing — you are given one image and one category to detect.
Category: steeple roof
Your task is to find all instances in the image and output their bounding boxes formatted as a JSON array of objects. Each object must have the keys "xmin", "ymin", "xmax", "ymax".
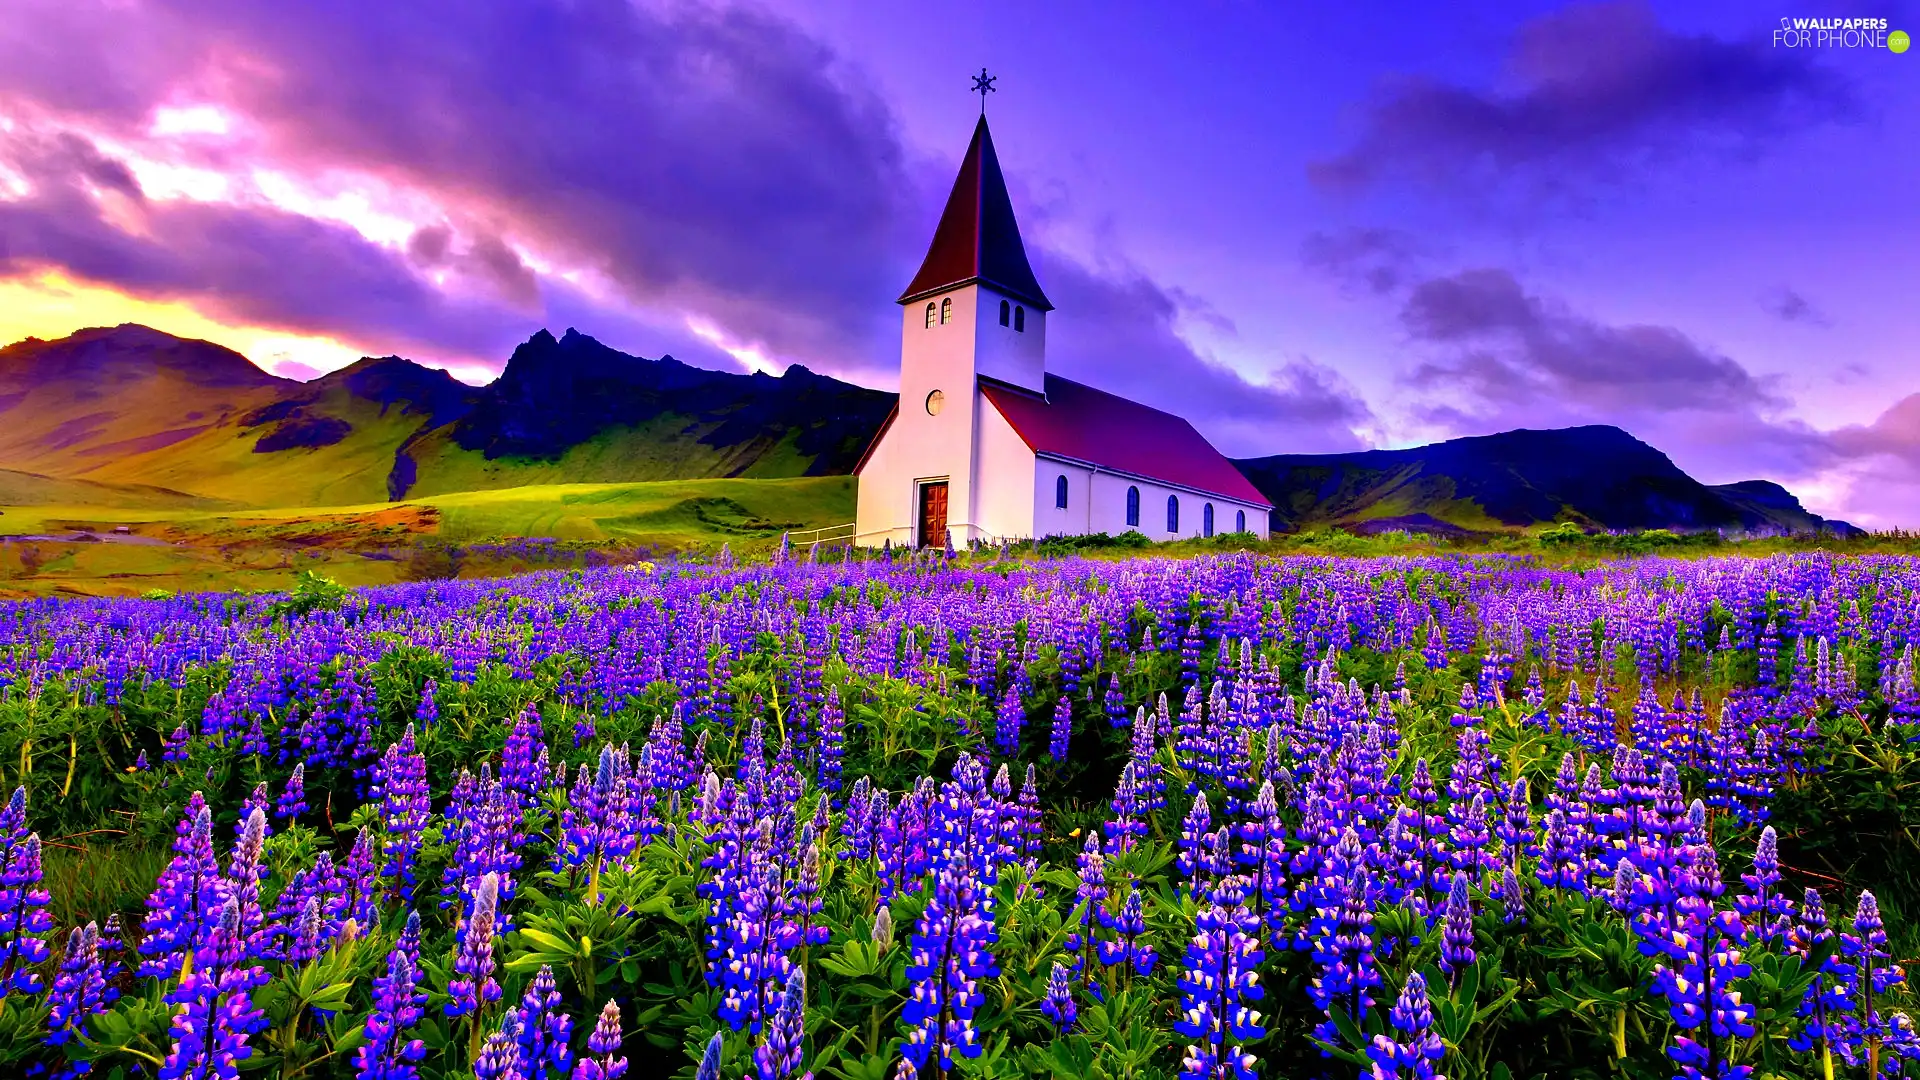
[{"xmin": 898, "ymin": 116, "xmax": 1053, "ymax": 311}]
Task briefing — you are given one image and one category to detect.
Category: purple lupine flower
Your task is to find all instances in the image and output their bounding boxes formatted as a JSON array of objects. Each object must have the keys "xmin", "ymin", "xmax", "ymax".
[
  {"xmin": 276, "ymin": 763, "xmax": 308, "ymax": 821},
  {"xmin": 994, "ymin": 685, "xmax": 1023, "ymax": 758},
  {"xmin": 694, "ymin": 1033, "xmax": 724, "ymax": 1080},
  {"xmin": 817, "ymin": 689, "xmax": 846, "ymax": 793},
  {"xmin": 341, "ymin": 827, "xmax": 383, "ymax": 935},
  {"xmin": 416, "ymin": 680, "xmax": 440, "ymax": 726},
  {"xmin": 375, "ymin": 726, "xmax": 431, "ymax": 889},
  {"xmin": 900, "ymin": 857, "xmax": 999, "ymax": 1074},
  {"xmin": 1306, "ymin": 827, "xmax": 1382, "ymax": 1040},
  {"xmin": 571, "ymin": 1000, "xmax": 629, "ymax": 1080},
  {"xmin": 225, "ymin": 808, "xmax": 268, "ymax": 948},
  {"xmin": 0, "ymin": 832, "xmax": 52, "ymax": 996},
  {"xmin": 447, "ymin": 871, "xmax": 503, "ymax": 1018},
  {"xmin": 512, "ymin": 965, "xmax": 574, "ymax": 1080},
  {"xmin": 1837, "ymin": 889, "xmax": 1906, "ymax": 1065},
  {"xmin": 1048, "ymin": 695, "xmax": 1072, "ymax": 762},
  {"xmin": 1440, "ymin": 872, "xmax": 1476, "ymax": 980},
  {"xmin": 1098, "ymin": 883, "xmax": 1156, "ymax": 976},
  {"xmin": 501, "ymin": 708, "xmax": 548, "ymax": 806},
  {"xmin": 140, "ymin": 803, "xmax": 224, "ymax": 979},
  {"xmin": 46, "ymin": 921, "xmax": 118, "ymax": 1052},
  {"xmin": 159, "ymin": 897, "xmax": 268, "ymax": 1080},
  {"xmin": 1174, "ymin": 876, "xmax": 1265, "ymax": 1080},
  {"xmin": 474, "ymin": 1027, "xmax": 522, "ymax": 1080},
  {"xmin": 287, "ymin": 896, "xmax": 325, "ymax": 965},
  {"xmin": 1066, "ymin": 834, "xmax": 1106, "ymax": 974},
  {"xmin": 1736, "ymin": 826, "xmax": 1791, "ymax": 950},
  {"xmin": 355, "ymin": 911, "xmax": 427, "ymax": 1080},
  {"xmin": 1367, "ymin": 972, "xmax": 1446, "ymax": 1080},
  {"xmin": 753, "ymin": 968, "xmax": 806, "ymax": 1080},
  {"xmin": 1040, "ymin": 960, "xmax": 1078, "ymax": 1034}
]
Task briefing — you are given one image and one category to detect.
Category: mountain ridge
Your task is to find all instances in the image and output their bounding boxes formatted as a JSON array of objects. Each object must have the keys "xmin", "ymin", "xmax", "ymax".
[{"xmin": 0, "ymin": 325, "xmax": 1855, "ymax": 536}]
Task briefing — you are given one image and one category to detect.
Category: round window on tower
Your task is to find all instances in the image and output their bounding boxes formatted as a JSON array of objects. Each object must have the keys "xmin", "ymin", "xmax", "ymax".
[{"xmin": 925, "ymin": 389, "xmax": 945, "ymax": 416}]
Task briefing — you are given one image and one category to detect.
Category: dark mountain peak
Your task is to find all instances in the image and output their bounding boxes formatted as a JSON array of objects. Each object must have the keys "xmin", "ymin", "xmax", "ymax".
[
  {"xmin": 0, "ymin": 323, "xmax": 290, "ymax": 391},
  {"xmin": 314, "ymin": 355, "xmax": 478, "ymax": 424},
  {"xmin": 1235, "ymin": 424, "xmax": 1844, "ymax": 535}
]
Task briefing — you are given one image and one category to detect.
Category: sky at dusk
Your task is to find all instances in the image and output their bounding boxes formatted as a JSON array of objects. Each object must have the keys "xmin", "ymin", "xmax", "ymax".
[{"xmin": 1, "ymin": 1, "xmax": 1917, "ymax": 523}]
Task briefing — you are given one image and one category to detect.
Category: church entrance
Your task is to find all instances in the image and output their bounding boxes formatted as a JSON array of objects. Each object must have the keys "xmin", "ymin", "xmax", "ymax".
[{"xmin": 917, "ymin": 480, "xmax": 948, "ymax": 547}]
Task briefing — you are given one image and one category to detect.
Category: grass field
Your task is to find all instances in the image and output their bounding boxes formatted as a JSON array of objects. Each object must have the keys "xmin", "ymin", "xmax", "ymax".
[{"xmin": 0, "ymin": 475, "xmax": 855, "ymax": 597}]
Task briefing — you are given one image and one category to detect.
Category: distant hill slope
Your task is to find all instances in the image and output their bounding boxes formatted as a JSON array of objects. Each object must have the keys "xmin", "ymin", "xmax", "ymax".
[
  {"xmin": 1232, "ymin": 426, "xmax": 1855, "ymax": 536},
  {"xmin": 0, "ymin": 325, "xmax": 892, "ymax": 507}
]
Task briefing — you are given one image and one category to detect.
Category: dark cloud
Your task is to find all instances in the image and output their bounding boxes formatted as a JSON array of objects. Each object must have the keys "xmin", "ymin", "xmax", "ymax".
[
  {"xmin": 1400, "ymin": 268, "xmax": 1781, "ymax": 414},
  {"xmin": 1391, "ymin": 267, "xmax": 1845, "ymax": 481},
  {"xmin": 1045, "ymin": 259, "xmax": 1374, "ymax": 456},
  {"xmin": 1300, "ymin": 227, "xmax": 1429, "ymax": 295},
  {"xmin": 1761, "ymin": 286, "xmax": 1833, "ymax": 327},
  {"xmin": 1310, "ymin": 1, "xmax": 1852, "ymax": 194}
]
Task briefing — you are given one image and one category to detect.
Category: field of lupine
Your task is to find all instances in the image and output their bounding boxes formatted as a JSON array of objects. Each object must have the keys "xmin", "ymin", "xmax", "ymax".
[{"xmin": 0, "ymin": 549, "xmax": 1919, "ymax": 1079}]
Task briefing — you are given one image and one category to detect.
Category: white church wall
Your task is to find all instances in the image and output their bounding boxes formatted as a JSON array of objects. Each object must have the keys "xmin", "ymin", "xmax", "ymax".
[
  {"xmin": 973, "ymin": 393, "xmax": 1037, "ymax": 541},
  {"xmin": 855, "ymin": 291, "xmax": 986, "ymax": 547},
  {"xmin": 1030, "ymin": 456, "xmax": 1270, "ymax": 541},
  {"xmin": 971, "ymin": 285, "xmax": 1045, "ymax": 394}
]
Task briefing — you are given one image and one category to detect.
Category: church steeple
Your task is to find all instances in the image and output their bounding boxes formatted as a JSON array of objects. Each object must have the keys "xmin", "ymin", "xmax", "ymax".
[{"xmin": 898, "ymin": 116, "xmax": 1053, "ymax": 311}]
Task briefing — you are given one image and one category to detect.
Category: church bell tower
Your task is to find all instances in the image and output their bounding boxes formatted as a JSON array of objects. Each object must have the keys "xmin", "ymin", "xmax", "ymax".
[{"xmin": 854, "ymin": 111, "xmax": 1052, "ymax": 547}]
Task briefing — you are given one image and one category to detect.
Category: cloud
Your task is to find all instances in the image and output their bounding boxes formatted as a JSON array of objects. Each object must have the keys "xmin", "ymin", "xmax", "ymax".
[
  {"xmin": 0, "ymin": 125, "xmax": 536, "ymax": 361},
  {"xmin": 272, "ymin": 359, "xmax": 321, "ymax": 381},
  {"xmin": 1044, "ymin": 259, "xmax": 1374, "ymax": 456},
  {"xmin": 0, "ymin": 0, "xmax": 1356, "ymax": 451},
  {"xmin": 1400, "ymin": 268, "xmax": 1782, "ymax": 413},
  {"xmin": 1300, "ymin": 227, "xmax": 1431, "ymax": 295},
  {"xmin": 1309, "ymin": 1, "xmax": 1852, "ymax": 194},
  {"xmin": 1761, "ymin": 286, "xmax": 1833, "ymax": 327}
]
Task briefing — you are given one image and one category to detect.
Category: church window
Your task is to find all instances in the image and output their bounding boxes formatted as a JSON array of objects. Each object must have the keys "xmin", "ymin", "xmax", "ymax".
[
  {"xmin": 1167, "ymin": 495, "xmax": 1180, "ymax": 533},
  {"xmin": 940, "ymin": 297, "xmax": 952, "ymax": 324},
  {"xmin": 1014, "ymin": 305, "xmax": 1026, "ymax": 332},
  {"xmin": 1203, "ymin": 503, "xmax": 1215, "ymax": 538},
  {"xmin": 925, "ymin": 389, "xmax": 945, "ymax": 416},
  {"xmin": 924, "ymin": 302, "xmax": 937, "ymax": 328},
  {"xmin": 999, "ymin": 299, "xmax": 1011, "ymax": 326},
  {"xmin": 1126, "ymin": 486, "xmax": 1140, "ymax": 527},
  {"xmin": 1236, "ymin": 509, "xmax": 1246, "ymax": 533},
  {"xmin": 1055, "ymin": 475, "xmax": 1068, "ymax": 509}
]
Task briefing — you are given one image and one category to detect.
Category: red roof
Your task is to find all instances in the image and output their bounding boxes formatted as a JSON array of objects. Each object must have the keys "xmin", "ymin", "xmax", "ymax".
[
  {"xmin": 981, "ymin": 375, "xmax": 1272, "ymax": 507},
  {"xmin": 898, "ymin": 116, "xmax": 1052, "ymax": 311}
]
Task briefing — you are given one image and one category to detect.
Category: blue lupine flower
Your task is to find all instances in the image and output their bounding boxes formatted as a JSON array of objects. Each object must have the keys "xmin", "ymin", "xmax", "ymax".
[
  {"xmin": 1040, "ymin": 960, "xmax": 1078, "ymax": 1034},
  {"xmin": 900, "ymin": 858, "xmax": 999, "ymax": 1073},
  {"xmin": 1368, "ymin": 971, "xmax": 1445, "ymax": 1080},
  {"xmin": 276, "ymin": 763, "xmax": 308, "ymax": 821},
  {"xmin": 754, "ymin": 968, "xmax": 806, "ymax": 1080},
  {"xmin": 1440, "ymin": 871, "xmax": 1476, "ymax": 980},
  {"xmin": 46, "ymin": 921, "xmax": 117, "ymax": 1054},
  {"xmin": 447, "ymin": 871, "xmax": 503, "ymax": 1018},
  {"xmin": 159, "ymin": 897, "xmax": 268, "ymax": 1080},
  {"xmin": 355, "ymin": 910, "xmax": 427, "ymax": 1080},
  {"xmin": 572, "ymin": 1000, "xmax": 629, "ymax": 1080},
  {"xmin": 1175, "ymin": 876, "xmax": 1264, "ymax": 1080}
]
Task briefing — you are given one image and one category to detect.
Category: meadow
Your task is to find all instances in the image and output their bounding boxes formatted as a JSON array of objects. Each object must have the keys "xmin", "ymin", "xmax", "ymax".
[
  {"xmin": 0, "ymin": 476, "xmax": 855, "ymax": 598},
  {"xmin": 0, "ymin": 546, "xmax": 1914, "ymax": 1079}
]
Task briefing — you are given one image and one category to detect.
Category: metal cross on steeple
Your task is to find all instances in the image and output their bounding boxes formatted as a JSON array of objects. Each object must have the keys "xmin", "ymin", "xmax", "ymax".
[{"xmin": 971, "ymin": 67, "xmax": 996, "ymax": 115}]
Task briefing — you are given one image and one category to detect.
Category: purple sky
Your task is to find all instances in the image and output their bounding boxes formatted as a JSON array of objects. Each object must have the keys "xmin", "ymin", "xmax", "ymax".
[{"xmin": 1, "ymin": 0, "xmax": 1916, "ymax": 523}]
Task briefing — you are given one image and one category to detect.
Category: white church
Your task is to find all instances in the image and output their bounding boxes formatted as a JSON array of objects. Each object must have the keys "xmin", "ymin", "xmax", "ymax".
[{"xmin": 854, "ymin": 115, "xmax": 1272, "ymax": 547}]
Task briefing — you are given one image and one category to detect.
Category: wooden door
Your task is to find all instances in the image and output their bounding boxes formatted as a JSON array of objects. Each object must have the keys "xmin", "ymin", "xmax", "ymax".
[{"xmin": 917, "ymin": 481, "xmax": 948, "ymax": 548}]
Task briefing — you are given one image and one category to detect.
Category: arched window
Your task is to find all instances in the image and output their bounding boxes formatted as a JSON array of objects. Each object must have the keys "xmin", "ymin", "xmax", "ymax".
[
  {"xmin": 1203, "ymin": 503, "xmax": 1215, "ymax": 538},
  {"xmin": 1055, "ymin": 475, "xmax": 1069, "ymax": 509},
  {"xmin": 939, "ymin": 297, "xmax": 952, "ymax": 324},
  {"xmin": 1013, "ymin": 305, "xmax": 1026, "ymax": 332},
  {"xmin": 1236, "ymin": 509, "xmax": 1246, "ymax": 533},
  {"xmin": 1126, "ymin": 486, "xmax": 1140, "ymax": 527},
  {"xmin": 999, "ymin": 299, "xmax": 1011, "ymax": 326},
  {"xmin": 924, "ymin": 302, "xmax": 937, "ymax": 329},
  {"xmin": 1167, "ymin": 494, "xmax": 1180, "ymax": 533}
]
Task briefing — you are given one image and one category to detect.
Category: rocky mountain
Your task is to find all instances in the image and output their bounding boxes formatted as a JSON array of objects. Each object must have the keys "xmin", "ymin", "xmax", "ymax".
[
  {"xmin": 1232, "ymin": 425, "xmax": 1856, "ymax": 536},
  {"xmin": 0, "ymin": 324, "xmax": 892, "ymax": 507}
]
